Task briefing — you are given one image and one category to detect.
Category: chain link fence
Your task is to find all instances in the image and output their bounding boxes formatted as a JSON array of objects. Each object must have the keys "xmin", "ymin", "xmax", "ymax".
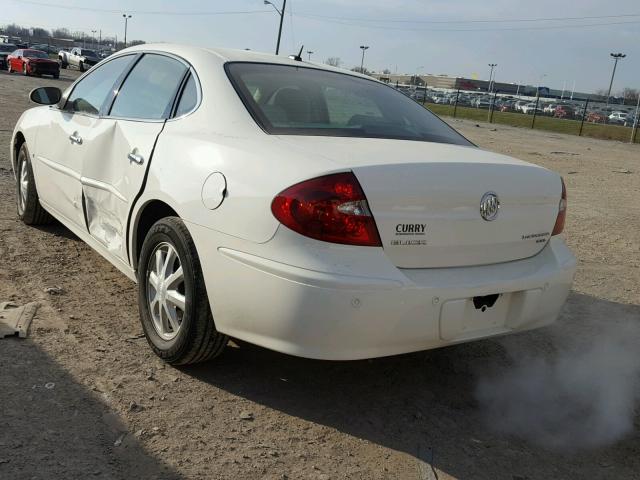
[{"xmin": 394, "ymin": 84, "xmax": 640, "ymax": 144}]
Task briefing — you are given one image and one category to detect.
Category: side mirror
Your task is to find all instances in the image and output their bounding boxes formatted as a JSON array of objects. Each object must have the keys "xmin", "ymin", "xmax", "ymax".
[{"xmin": 30, "ymin": 86, "xmax": 62, "ymax": 105}]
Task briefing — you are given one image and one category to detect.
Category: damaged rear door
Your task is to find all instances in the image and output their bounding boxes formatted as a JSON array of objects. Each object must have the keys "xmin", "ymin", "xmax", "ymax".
[{"xmin": 80, "ymin": 53, "xmax": 189, "ymax": 263}]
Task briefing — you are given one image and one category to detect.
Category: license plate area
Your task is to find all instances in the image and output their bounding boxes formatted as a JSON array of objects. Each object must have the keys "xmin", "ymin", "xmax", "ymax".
[
  {"xmin": 439, "ymin": 289, "xmax": 543, "ymax": 341},
  {"xmin": 439, "ymin": 292, "xmax": 511, "ymax": 341}
]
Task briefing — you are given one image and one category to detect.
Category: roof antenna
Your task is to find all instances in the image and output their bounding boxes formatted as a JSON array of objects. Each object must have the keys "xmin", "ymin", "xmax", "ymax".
[{"xmin": 289, "ymin": 45, "xmax": 304, "ymax": 61}]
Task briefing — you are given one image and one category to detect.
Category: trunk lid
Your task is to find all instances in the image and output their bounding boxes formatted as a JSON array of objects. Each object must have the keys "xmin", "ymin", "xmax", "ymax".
[{"xmin": 276, "ymin": 137, "xmax": 562, "ymax": 268}]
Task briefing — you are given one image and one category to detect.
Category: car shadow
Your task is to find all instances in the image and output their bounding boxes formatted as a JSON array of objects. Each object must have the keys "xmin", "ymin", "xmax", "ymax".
[
  {"xmin": 33, "ymin": 219, "xmax": 80, "ymax": 241},
  {"xmin": 182, "ymin": 292, "xmax": 640, "ymax": 479},
  {"xmin": 0, "ymin": 338, "xmax": 183, "ymax": 479}
]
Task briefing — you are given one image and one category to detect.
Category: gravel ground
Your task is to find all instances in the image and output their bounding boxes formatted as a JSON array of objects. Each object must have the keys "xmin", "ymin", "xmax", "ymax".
[{"xmin": 0, "ymin": 69, "xmax": 638, "ymax": 480}]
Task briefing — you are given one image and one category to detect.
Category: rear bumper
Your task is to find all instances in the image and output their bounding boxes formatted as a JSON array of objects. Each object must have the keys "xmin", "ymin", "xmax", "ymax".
[{"xmin": 195, "ymin": 226, "xmax": 576, "ymax": 360}]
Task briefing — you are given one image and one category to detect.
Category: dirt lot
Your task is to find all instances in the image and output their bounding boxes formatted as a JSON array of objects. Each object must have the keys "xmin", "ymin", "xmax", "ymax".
[{"xmin": 1, "ymin": 69, "xmax": 639, "ymax": 480}]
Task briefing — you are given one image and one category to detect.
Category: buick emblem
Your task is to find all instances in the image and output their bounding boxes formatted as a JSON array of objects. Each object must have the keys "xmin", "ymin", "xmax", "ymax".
[{"xmin": 480, "ymin": 192, "xmax": 500, "ymax": 221}]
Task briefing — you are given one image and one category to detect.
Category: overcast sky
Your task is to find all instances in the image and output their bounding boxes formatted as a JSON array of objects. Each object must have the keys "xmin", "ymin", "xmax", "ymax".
[{"xmin": 4, "ymin": 0, "xmax": 639, "ymax": 93}]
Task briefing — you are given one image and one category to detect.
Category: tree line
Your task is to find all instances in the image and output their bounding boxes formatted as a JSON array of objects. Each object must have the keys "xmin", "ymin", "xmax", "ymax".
[{"xmin": 0, "ymin": 23, "xmax": 144, "ymax": 50}]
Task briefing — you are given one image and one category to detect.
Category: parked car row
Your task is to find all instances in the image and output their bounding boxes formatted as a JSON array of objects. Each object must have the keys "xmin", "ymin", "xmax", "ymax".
[
  {"xmin": 395, "ymin": 85, "xmax": 639, "ymax": 126},
  {"xmin": 1, "ymin": 45, "xmax": 116, "ymax": 79}
]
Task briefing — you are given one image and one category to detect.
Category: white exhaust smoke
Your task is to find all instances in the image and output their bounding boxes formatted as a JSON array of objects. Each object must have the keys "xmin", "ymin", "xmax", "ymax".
[{"xmin": 476, "ymin": 314, "xmax": 640, "ymax": 450}]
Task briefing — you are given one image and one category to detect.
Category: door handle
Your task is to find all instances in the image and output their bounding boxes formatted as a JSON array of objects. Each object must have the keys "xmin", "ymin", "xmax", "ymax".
[
  {"xmin": 69, "ymin": 132, "xmax": 83, "ymax": 145},
  {"xmin": 127, "ymin": 151, "xmax": 144, "ymax": 165}
]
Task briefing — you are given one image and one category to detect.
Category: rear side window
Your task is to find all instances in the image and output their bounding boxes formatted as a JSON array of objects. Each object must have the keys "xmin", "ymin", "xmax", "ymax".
[
  {"xmin": 65, "ymin": 55, "xmax": 134, "ymax": 115},
  {"xmin": 174, "ymin": 74, "xmax": 198, "ymax": 117},
  {"xmin": 110, "ymin": 54, "xmax": 187, "ymax": 120}
]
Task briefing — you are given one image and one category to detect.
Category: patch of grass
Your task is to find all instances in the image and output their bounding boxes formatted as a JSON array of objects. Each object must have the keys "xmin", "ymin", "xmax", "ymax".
[{"xmin": 426, "ymin": 104, "xmax": 639, "ymax": 144}]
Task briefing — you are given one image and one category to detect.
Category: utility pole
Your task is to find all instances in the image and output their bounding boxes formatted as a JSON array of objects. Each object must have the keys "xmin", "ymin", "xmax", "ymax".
[
  {"xmin": 99, "ymin": 29, "xmax": 101, "ymax": 49},
  {"xmin": 359, "ymin": 45, "xmax": 369, "ymax": 74},
  {"xmin": 307, "ymin": 50, "xmax": 313, "ymax": 61},
  {"xmin": 91, "ymin": 30, "xmax": 96, "ymax": 49},
  {"xmin": 488, "ymin": 63, "xmax": 497, "ymax": 93},
  {"xmin": 264, "ymin": 0, "xmax": 286, "ymax": 55},
  {"xmin": 122, "ymin": 14, "xmax": 132, "ymax": 48},
  {"xmin": 606, "ymin": 53, "xmax": 626, "ymax": 107}
]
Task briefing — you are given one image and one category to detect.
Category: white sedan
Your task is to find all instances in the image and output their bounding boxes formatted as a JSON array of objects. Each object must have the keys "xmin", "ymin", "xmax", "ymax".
[{"xmin": 11, "ymin": 44, "xmax": 576, "ymax": 364}]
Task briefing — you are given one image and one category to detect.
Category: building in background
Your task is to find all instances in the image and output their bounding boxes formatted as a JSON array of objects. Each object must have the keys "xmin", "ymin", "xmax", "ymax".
[{"xmin": 371, "ymin": 73, "xmax": 602, "ymax": 101}]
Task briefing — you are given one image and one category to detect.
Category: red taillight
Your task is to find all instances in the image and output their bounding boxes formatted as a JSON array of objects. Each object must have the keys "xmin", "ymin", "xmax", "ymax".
[
  {"xmin": 271, "ymin": 172, "xmax": 382, "ymax": 247},
  {"xmin": 552, "ymin": 177, "xmax": 567, "ymax": 236}
]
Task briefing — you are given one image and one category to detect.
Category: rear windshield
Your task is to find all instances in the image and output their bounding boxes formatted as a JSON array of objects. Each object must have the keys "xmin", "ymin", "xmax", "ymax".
[
  {"xmin": 226, "ymin": 62, "xmax": 472, "ymax": 146},
  {"xmin": 82, "ymin": 50, "xmax": 97, "ymax": 57}
]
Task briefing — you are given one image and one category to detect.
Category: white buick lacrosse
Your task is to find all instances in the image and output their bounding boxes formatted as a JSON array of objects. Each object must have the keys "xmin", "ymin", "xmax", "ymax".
[{"xmin": 11, "ymin": 44, "xmax": 576, "ymax": 364}]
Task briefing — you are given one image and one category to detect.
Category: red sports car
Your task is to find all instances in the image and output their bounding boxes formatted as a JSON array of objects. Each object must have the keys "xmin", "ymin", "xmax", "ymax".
[{"xmin": 7, "ymin": 49, "xmax": 60, "ymax": 78}]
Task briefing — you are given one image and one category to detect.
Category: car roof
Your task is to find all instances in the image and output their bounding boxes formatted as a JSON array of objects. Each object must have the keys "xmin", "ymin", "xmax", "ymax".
[{"xmin": 122, "ymin": 43, "xmax": 377, "ymax": 83}]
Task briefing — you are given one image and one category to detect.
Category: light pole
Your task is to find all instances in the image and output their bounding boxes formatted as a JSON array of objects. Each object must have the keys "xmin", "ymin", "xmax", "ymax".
[
  {"xmin": 488, "ymin": 63, "xmax": 497, "ymax": 93},
  {"xmin": 536, "ymin": 73, "xmax": 547, "ymax": 94},
  {"xmin": 91, "ymin": 30, "xmax": 96, "ymax": 49},
  {"xmin": 307, "ymin": 50, "xmax": 313, "ymax": 61},
  {"xmin": 359, "ymin": 45, "xmax": 369, "ymax": 74},
  {"xmin": 606, "ymin": 52, "xmax": 626, "ymax": 106},
  {"xmin": 570, "ymin": 80, "xmax": 576, "ymax": 100},
  {"xmin": 264, "ymin": 0, "xmax": 286, "ymax": 55},
  {"xmin": 122, "ymin": 14, "xmax": 132, "ymax": 48},
  {"xmin": 414, "ymin": 65, "xmax": 424, "ymax": 86}
]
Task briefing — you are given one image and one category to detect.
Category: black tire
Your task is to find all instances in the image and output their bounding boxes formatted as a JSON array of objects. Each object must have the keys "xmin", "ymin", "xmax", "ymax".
[
  {"xmin": 16, "ymin": 143, "xmax": 52, "ymax": 225},
  {"xmin": 60, "ymin": 59, "xmax": 67, "ymax": 69},
  {"xmin": 79, "ymin": 61, "xmax": 85, "ymax": 72},
  {"xmin": 53, "ymin": 73, "xmax": 59, "ymax": 79},
  {"xmin": 137, "ymin": 217, "xmax": 228, "ymax": 365}
]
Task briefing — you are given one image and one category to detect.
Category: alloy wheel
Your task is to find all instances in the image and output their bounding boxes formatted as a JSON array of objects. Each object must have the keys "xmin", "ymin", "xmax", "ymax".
[
  {"xmin": 18, "ymin": 158, "xmax": 28, "ymax": 214},
  {"xmin": 146, "ymin": 242, "xmax": 186, "ymax": 341}
]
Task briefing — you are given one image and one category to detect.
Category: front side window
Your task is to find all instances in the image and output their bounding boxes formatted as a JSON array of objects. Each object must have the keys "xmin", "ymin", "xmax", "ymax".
[
  {"xmin": 226, "ymin": 62, "xmax": 473, "ymax": 146},
  {"xmin": 110, "ymin": 54, "xmax": 187, "ymax": 120},
  {"xmin": 65, "ymin": 54, "xmax": 135, "ymax": 115}
]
